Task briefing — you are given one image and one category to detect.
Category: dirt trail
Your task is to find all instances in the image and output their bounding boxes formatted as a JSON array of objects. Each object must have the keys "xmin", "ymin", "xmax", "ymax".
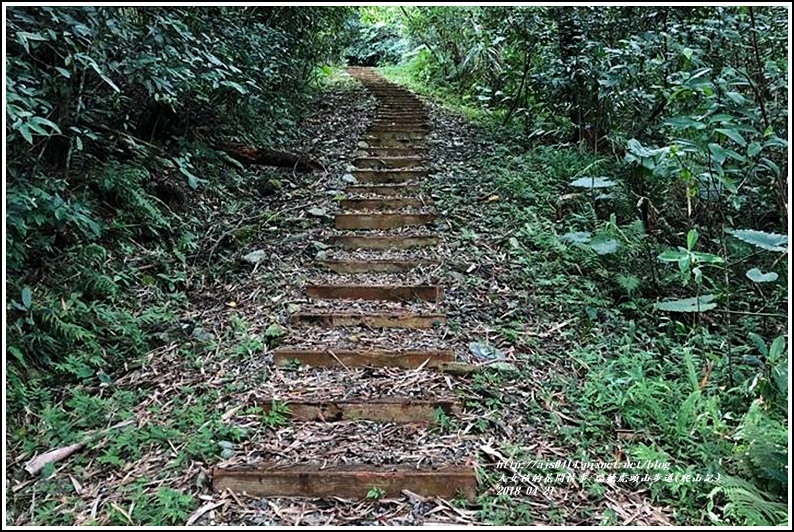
[{"xmin": 210, "ymin": 67, "xmax": 479, "ymax": 515}]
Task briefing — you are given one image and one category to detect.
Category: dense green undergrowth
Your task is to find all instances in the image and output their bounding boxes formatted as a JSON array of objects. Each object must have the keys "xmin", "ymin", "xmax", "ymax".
[
  {"xmin": 378, "ymin": 61, "xmax": 788, "ymax": 524},
  {"xmin": 6, "ymin": 6, "xmax": 349, "ymax": 407}
]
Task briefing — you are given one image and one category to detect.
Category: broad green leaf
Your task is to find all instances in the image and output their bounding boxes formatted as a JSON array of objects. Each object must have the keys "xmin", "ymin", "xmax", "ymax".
[
  {"xmin": 560, "ymin": 231, "xmax": 592, "ymax": 244},
  {"xmin": 769, "ymin": 336, "xmax": 786, "ymax": 362},
  {"xmin": 687, "ymin": 228, "xmax": 698, "ymax": 250},
  {"xmin": 747, "ymin": 142, "xmax": 762, "ymax": 158},
  {"xmin": 569, "ymin": 176, "xmax": 616, "ymax": 189},
  {"xmin": 654, "ymin": 295, "xmax": 717, "ymax": 313},
  {"xmin": 759, "ymin": 157, "xmax": 780, "ymax": 177},
  {"xmin": 663, "ymin": 116, "xmax": 706, "ymax": 130},
  {"xmin": 29, "ymin": 116, "xmax": 61, "ymax": 134},
  {"xmin": 690, "ymin": 251, "xmax": 724, "ymax": 264},
  {"xmin": 658, "ymin": 248, "xmax": 688, "ymax": 262},
  {"xmin": 715, "ymin": 128, "xmax": 746, "ymax": 146},
  {"xmin": 725, "ymin": 91, "xmax": 747, "ymax": 105},
  {"xmin": 727, "ymin": 229, "xmax": 787, "ymax": 252},
  {"xmin": 626, "ymin": 138, "xmax": 660, "ymax": 158},
  {"xmin": 590, "ymin": 237, "xmax": 618, "ymax": 255},
  {"xmin": 18, "ymin": 124, "xmax": 33, "ymax": 144},
  {"xmin": 724, "ymin": 148, "xmax": 745, "ymax": 162},
  {"xmin": 21, "ymin": 286, "xmax": 32, "ymax": 309},
  {"xmin": 746, "ymin": 268, "xmax": 778, "ymax": 283},
  {"xmin": 763, "ymin": 136, "xmax": 788, "ymax": 148},
  {"xmin": 221, "ymin": 80, "xmax": 248, "ymax": 94},
  {"xmin": 708, "ymin": 143, "xmax": 727, "ymax": 165}
]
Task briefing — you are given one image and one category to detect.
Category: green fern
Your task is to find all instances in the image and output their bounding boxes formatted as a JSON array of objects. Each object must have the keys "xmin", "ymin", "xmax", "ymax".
[
  {"xmin": 98, "ymin": 162, "xmax": 170, "ymax": 231},
  {"xmin": 615, "ymin": 273, "xmax": 640, "ymax": 295},
  {"xmin": 734, "ymin": 400, "xmax": 788, "ymax": 495},
  {"xmin": 709, "ymin": 475, "xmax": 788, "ymax": 526}
]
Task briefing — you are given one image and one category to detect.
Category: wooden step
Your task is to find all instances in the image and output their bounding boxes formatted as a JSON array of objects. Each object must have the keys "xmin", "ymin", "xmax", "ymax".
[
  {"xmin": 263, "ymin": 398, "xmax": 458, "ymax": 423},
  {"xmin": 354, "ymin": 158, "xmax": 425, "ymax": 170},
  {"xmin": 365, "ymin": 129, "xmax": 426, "ymax": 137},
  {"xmin": 374, "ymin": 115, "xmax": 427, "ymax": 121},
  {"xmin": 273, "ymin": 348, "xmax": 454, "ymax": 369},
  {"xmin": 345, "ymin": 184, "xmax": 420, "ymax": 195},
  {"xmin": 289, "ymin": 312, "xmax": 445, "ymax": 328},
  {"xmin": 360, "ymin": 137, "xmax": 423, "ymax": 148},
  {"xmin": 356, "ymin": 148, "xmax": 426, "ymax": 158},
  {"xmin": 332, "ymin": 235, "xmax": 439, "ymax": 249},
  {"xmin": 352, "ymin": 169, "xmax": 427, "ymax": 183},
  {"xmin": 305, "ymin": 284, "xmax": 443, "ymax": 302},
  {"xmin": 320, "ymin": 259, "xmax": 426, "ymax": 273},
  {"xmin": 339, "ymin": 198, "xmax": 425, "ymax": 210},
  {"xmin": 370, "ymin": 124, "xmax": 429, "ymax": 132},
  {"xmin": 212, "ymin": 464, "xmax": 477, "ymax": 501},
  {"xmin": 334, "ymin": 213, "xmax": 434, "ymax": 230}
]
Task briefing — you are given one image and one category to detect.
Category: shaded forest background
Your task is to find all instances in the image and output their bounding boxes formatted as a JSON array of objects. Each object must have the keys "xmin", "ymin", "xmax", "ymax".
[{"xmin": 5, "ymin": 5, "xmax": 789, "ymax": 526}]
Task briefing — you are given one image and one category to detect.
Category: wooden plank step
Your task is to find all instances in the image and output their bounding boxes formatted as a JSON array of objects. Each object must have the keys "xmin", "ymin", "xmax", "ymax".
[
  {"xmin": 320, "ymin": 258, "xmax": 426, "ymax": 273},
  {"xmin": 339, "ymin": 198, "xmax": 425, "ymax": 210},
  {"xmin": 375, "ymin": 115, "xmax": 427, "ymax": 120},
  {"xmin": 332, "ymin": 235, "xmax": 439, "ymax": 249},
  {"xmin": 263, "ymin": 398, "xmax": 458, "ymax": 423},
  {"xmin": 371, "ymin": 117, "xmax": 426, "ymax": 121},
  {"xmin": 344, "ymin": 184, "xmax": 421, "ymax": 196},
  {"xmin": 289, "ymin": 312, "xmax": 446, "ymax": 328},
  {"xmin": 212, "ymin": 464, "xmax": 477, "ymax": 501},
  {"xmin": 334, "ymin": 213, "xmax": 434, "ymax": 230},
  {"xmin": 370, "ymin": 124, "xmax": 429, "ymax": 131},
  {"xmin": 305, "ymin": 284, "xmax": 442, "ymax": 302},
  {"xmin": 352, "ymin": 169, "xmax": 427, "ymax": 183},
  {"xmin": 357, "ymin": 148, "xmax": 426, "ymax": 158},
  {"xmin": 273, "ymin": 348, "xmax": 453, "ymax": 369},
  {"xmin": 365, "ymin": 130, "xmax": 426, "ymax": 137},
  {"xmin": 360, "ymin": 137, "xmax": 423, "ymax": 148},
  {"xmin": 354, "ymin": 157, "xmax": 424, "ymax": 169}
]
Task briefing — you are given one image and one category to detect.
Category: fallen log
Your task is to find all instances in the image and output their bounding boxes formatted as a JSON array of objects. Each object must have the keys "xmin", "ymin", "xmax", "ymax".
[{"xmin": 219, "ymin": 145, "xmax": 322, "ymax": 171}]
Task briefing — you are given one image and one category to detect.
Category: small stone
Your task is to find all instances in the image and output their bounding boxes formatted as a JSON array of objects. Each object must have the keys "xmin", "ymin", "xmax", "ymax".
[
  {"xmin": 242, "ymin": 249, "xmax": 267, "ymax": 264},
  {"xmin": 286, "ymin": 303, "xmax": 301, "ymax": 314},
  {"xmin": 357, "ymin": 141, "xmax": 369, "ymax": 148},
  {"xmin": 308, "ymin": 207, "xmax": 327, "ymax": 217},
  {"xmin": 265, "ymin": 323, "xmax": 286, "ymax": 338},
  {"xmin": 315, "ymin": 250, "xmax": 328, "ymax": 261},
  {"xmin": 311, "ymin": 241, "xmax": 330, "ymax": 250},
  {"xmin": 341, "ymin": 173, "xmax": 357, "ymax": 184},
  {"xmin": 192, "ymin": 326, "xmax": 215, "ymax": 343},
  {"xmin": 283, "ymin": 233, "xmax": 307, "ymax": 244},
  {"xmin": 469, "ymin": 342, "xmax": 505, "ymax": 361}
]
